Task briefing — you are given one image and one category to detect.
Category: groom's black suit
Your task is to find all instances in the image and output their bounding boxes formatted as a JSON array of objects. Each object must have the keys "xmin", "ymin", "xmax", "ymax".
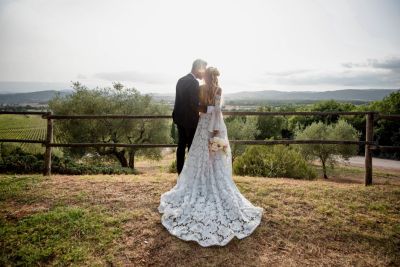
[{"xmin": 172, "ymin": 73, "xmax": 205, "ymax": 174}]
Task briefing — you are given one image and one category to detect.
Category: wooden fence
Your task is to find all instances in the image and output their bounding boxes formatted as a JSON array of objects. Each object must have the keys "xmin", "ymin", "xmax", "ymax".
[{"xmin": 1, "ymin": 110, "xmax": 399, "ymax": 186}]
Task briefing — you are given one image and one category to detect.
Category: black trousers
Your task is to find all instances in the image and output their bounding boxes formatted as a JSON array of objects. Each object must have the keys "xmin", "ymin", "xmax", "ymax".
[{"xmin": 176, "ymin": 124, "xmax": 196, "ymax": 174}]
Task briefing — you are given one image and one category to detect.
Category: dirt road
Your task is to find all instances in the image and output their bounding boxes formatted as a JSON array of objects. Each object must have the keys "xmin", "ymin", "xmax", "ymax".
[{"xmin": 339, "ymin": 156, "xmax": 400, "ymax": 171}]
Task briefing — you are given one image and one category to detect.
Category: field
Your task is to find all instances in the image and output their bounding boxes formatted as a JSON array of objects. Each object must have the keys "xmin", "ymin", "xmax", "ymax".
[
  {"xmin": 0, "ymin": 114, "xmax": 47, "ymax": 154},
  {"xmin": 1, "ymin": 156, "xmax": 399, "ymax": 266}
]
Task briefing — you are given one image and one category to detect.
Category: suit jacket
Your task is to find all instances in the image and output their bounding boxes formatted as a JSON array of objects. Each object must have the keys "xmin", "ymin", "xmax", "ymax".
[{"xmin": 172, "ymin": 73, "xmax": 205, "ymax": 129}]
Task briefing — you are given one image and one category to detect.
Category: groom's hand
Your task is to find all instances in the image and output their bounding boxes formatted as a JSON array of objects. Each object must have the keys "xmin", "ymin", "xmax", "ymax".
[{"xmin": 198, "ymin": 105, "xmax": 207, "ymax": 113}]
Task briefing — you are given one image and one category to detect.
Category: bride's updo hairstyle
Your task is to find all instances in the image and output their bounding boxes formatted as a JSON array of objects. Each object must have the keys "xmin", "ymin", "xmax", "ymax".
[{"xmin": 205, "ymin": 66, "xmax": 221, "ymax": 105}]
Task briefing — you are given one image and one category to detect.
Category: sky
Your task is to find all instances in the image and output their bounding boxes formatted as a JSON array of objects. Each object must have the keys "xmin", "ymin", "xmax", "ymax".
[{"xmin": 0, "ymin": 0, "xmax": 399, "ymax": 93}]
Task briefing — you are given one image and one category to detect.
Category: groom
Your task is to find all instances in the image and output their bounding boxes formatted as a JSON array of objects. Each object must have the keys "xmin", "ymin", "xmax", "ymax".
[{"xmin": 172, "ymin": 59, "xmax": 208, "ymax": 174}]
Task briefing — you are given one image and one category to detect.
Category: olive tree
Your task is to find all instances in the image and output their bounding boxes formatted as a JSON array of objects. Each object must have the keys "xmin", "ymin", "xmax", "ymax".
[
  {"xmin": 294, "ymin": 119, "xmax": 360, "ymax": 179},
  {"xmin": 225, "ymin": 116, "xmax": 260, "ymax": 162},
  {"xmin": 256, "ymin": 106, "xmax": 286, "ymax": 140},
  {"xmin": 48, "ymin": 82, "xmax": 172, "ymax": 169}
]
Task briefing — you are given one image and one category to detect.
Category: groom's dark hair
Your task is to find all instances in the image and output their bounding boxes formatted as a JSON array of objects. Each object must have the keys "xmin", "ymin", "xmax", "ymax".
[{"xmin": 192, "ymin": 59, "xmax": 207, "ymax": 71}]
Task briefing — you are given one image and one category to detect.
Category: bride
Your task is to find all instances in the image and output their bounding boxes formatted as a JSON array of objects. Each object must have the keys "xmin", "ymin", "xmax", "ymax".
[{"xmin": 158, "ymin": 66, "xmax": 263, "ymax": 247}]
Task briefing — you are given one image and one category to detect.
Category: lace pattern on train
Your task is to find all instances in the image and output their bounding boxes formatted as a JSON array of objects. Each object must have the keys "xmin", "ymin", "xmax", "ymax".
[{"xmin": 158, "ymin": 95, "xmax": 263, "ymax": 247}]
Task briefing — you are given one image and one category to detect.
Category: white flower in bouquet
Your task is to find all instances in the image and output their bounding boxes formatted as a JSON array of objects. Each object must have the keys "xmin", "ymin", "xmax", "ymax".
[{"xmin": 208, "ymin": 137, "xmax": 228, "ymax": 155}]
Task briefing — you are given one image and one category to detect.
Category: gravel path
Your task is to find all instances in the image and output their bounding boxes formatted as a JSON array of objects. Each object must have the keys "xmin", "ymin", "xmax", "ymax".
[{"xmin": 338, "ymin": 156, "xmax": 400, "ymax": 171}]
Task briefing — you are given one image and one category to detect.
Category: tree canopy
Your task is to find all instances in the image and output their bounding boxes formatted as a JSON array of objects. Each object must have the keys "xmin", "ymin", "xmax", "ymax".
[{"xmin": 48, "ymin": 82, "xmax": 172, "ymax": 169}]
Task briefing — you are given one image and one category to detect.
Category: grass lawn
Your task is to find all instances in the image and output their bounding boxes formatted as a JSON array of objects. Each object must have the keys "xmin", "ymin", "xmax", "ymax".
[{"xmin": 0, "ymin": 159, "xmax": 399, "ymax": 266}]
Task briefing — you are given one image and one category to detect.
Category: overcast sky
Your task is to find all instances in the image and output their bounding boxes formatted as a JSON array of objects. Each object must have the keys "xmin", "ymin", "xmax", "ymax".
[{"xmin": 0, "ymin": 0, "xmax": 399, "ymax": 93}]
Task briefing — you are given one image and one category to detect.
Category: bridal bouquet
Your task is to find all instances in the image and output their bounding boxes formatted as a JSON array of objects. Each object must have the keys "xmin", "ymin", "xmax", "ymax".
[{"xmin": 209, "ymin": 137, "xmax": 228, "ymax": 155}]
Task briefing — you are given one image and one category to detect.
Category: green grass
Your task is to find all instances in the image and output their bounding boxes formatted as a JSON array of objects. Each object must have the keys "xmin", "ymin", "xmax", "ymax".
[
  {"xmin": 0, "ymin": 175, "xmax": 44, "ymax": 201},
  {"xmin": 0, "ymin": 207, "xmax": 121, "ymax": 266},
  {"xmin": 0, "ymin": 175, "xmax": 121, "ymax": 266}
]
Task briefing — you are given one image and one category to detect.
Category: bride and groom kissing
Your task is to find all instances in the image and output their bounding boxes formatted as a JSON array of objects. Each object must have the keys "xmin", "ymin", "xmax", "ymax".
[{"xmin": 158, "ymin": 59, "xmax": 263, "ymax": 247}]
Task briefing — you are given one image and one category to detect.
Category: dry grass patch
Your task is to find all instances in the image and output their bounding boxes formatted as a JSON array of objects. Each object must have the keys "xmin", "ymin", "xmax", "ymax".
[{"xmin": 0, "ymin": 163, "xmax": 399, "ymax": 266}]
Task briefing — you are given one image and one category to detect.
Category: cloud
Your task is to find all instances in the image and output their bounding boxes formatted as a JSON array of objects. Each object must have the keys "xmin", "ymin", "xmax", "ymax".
[
  {"xmin": 369, "ymin": 57, "xmax": 400, "ymax": 71},
  {"xmin": 264, "ymin": 69, "xmax": 313, "ymax": 77},
  {"xmin": 342, "ymin": 57, "xmax": 400, "ymax": 71},
  {"xmin": 281, "ymin": 70, "xmax": 397, "ymax": 86},
  {"xmin": 76, "ymin": 73, "xmax": 87, "ymax": 79},
  {"xmin": 261, "ymin": 56, "xmax": 400, "ymax": 87},
  {"xmin": 92, "ymin": 71, "xmax": 174, "ymax": 85}
]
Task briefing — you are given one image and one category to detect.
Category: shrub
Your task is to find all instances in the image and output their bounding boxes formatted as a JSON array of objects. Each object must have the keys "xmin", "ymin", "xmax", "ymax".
[
  {"xmin": 225, "ymin": 116, "xmax": 260, "ymax": 161},
  {"xmin": 0, "ymin": 147, "xmax": 44, "ymax": 173},
  {"xmin": 0, "ymin": 148, "xmax": 137, "ymax": 175},
  {"xmin": 233, "ymin": 145, "xmax": 317, "ymax": 179},
  {"xmin": 168, "ymin": 159, "xmax": 177, "ymax": 173}
]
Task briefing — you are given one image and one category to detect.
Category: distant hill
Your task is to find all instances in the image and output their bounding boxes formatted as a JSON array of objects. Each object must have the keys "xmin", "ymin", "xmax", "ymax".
[
  {"xmin": 150, "ymin": 89, "xmax": 398, "ymax": 106},
  {"xmin": 224, "ymin": 89, "xmax": 398, "ymax": 102},
  {"xmin": 0, "ymin": 90, "xmax": 72, "ymax": 105},
  {"xmin": 0, "ymin": 88, "xmax": 397, "ymax": 106},
  {"xmin": 0, "ymin": 81, "xmax": 71, "ymax": 94}
]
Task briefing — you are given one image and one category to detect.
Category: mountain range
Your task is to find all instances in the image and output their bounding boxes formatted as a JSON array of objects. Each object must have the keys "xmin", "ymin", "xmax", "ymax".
[
  {"xmin": 223, "ymin": 89, "xmax": 398, "ymax": 101},
  {"xmin": 0, "ymin": 88, "xmax": 397, "ymax": 106},
  {"xmin": 0, "ymin": 90, "xmax": 72, "ymax": 105}
]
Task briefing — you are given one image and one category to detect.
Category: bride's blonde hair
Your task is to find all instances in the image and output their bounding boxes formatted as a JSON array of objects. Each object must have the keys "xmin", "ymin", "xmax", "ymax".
[{"xmin": 200, "ymin": 67, "xmax": 221, "ymax": 105}]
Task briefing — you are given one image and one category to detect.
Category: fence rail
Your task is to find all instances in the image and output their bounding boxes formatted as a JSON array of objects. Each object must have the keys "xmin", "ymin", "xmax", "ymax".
[
  {"xmin": 44, "ymin": 140, "xmax": 374, "ymax": 148},
  {"xmin": 42, "ymin": 111, "xmax": 378, "ymax": 120},
  {"xmin": 1, "ymin": 110, "xmax": 399, "ymax": 186},
  {"xmin": 376, "ymin": 114, "xmax": 400, "ymax": 120},
  {"xmin": 0, "ymin": 111, "xmax": 49, "ymax": 115},
  {"xmin": 0, "ymin": 139, "xmax": 45, "ymax": 144}
]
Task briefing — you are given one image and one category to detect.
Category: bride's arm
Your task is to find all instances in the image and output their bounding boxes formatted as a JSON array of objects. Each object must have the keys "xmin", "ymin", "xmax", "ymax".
[{"xmin": 208, "ymin": 87, "xmax": 223, "ymax": 136}]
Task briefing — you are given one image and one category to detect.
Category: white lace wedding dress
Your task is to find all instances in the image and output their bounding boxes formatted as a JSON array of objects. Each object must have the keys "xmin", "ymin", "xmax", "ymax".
[{"xmin": 158, "ymin": 91, "xmax": 264, "ymax": 247}]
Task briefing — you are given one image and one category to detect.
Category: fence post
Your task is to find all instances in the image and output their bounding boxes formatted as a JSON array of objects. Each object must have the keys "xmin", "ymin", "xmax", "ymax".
[
  {"xmin": 364, "ymin": 112, "xmax": 374, "ymax": 186},
  {"xmin": 43, "ymin": 112, "xmax": 53, "ymax": 176}
]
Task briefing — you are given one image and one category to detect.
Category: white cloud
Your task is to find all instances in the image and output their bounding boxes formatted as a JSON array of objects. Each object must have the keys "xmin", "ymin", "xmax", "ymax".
[
  {"xmin": 260, "ymin": 57, "xmax": 400, "ymax": 87},
  {"xmin": 93, "ymin": 71, "xmax": 174, "ymax": 85}
]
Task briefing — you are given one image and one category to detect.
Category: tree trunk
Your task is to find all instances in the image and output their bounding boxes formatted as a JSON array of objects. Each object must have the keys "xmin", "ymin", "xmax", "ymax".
[
  {"xmin": 114, "ymin": 150, "xmax": 128, "ymax": 167},
  {"xmin": 128, "ymin": 150, "xmax": 135, "ymax": 169},
  {"xmin": 321, "ymin": 159, "xmax": 328, "ymax": 179}
]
